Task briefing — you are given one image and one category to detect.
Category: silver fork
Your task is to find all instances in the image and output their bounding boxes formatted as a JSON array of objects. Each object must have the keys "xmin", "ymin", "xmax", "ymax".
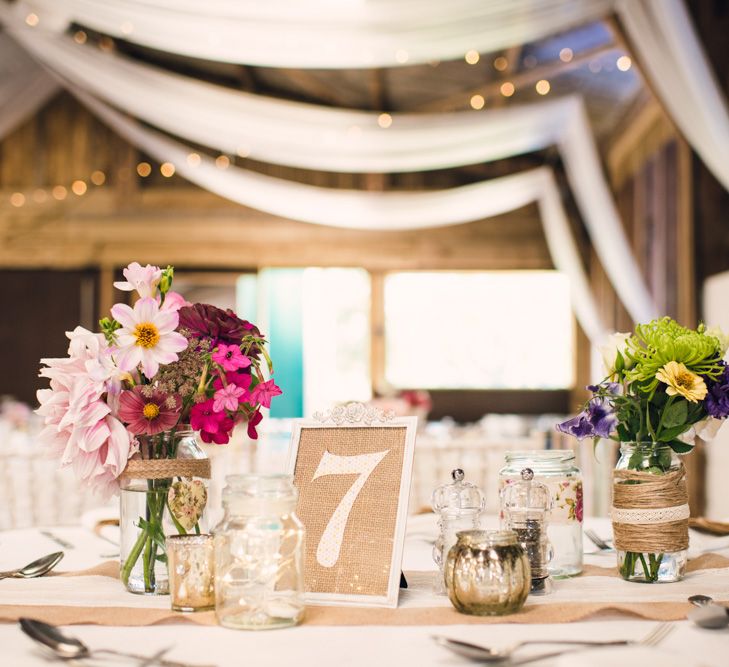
[
  {"xmin": 585, "ymin": 528, "xmax": 613, "ymax": 551},
  {"xmin": 434, "ymin": 622, "xmax": 674, "ymax": 664},
  {"xmin": 640, "ymin": 622, "xmax": 674, "ymax": 647}
]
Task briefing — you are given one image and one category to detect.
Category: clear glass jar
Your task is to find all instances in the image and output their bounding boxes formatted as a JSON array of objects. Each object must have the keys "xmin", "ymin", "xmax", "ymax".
[
  {"xmin": 120, "ymin": 429, "xmax": 209, "ymax": 595},
  {"xmin": 500, "ymin": 450, "xmax": 583, "ymax": 577},
  {"xmin": 431, "ymin": 469, "xmax": 485, "ymax": 592},
  {"xmin": 213, "ymin": 474, "xmax": 305, "ymax": 630},
  {"xmin": 445, "ymin": 530, "xmax": 530, "ymax": 616},
  {"xmin": 614, "ymin": 442, "xmax": 688, "ymax": 583}
]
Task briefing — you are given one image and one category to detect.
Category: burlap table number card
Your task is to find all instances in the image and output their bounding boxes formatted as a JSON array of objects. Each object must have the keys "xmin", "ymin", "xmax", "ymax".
[{"xmin": 287, "ymin": 403, "xmax": 417, "ymax": 608}]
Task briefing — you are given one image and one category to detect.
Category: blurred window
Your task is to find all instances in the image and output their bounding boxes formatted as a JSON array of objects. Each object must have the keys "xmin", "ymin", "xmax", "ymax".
[{"xmin": 384, "ymin": 271, "xmax": 574, "ymax": 389}]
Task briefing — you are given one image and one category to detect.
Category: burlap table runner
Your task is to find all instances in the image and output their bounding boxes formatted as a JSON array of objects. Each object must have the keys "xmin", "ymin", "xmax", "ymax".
[{"xmin": 2, "ymin": 555, "xmax": 728, "ymax": 627}]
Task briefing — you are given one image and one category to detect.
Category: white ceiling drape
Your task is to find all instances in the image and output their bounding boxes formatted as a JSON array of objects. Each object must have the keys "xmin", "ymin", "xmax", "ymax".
[
  {"xmin": 615, "ymin": 0, "xmax": 729, "ymax": 192},
  {"xmin": 9, "ymin": 0, "xmax": 613, "ymax": 68},
  {"xmin": 0, "ymin": 34, "xmax": 58, "ymax": 141},
  {"xmin": 9, "ymin": 0, "xmax": 728, "ymax": 193},
  {"xmin": 1, "ymin": 20, "xmax": 657, "ymax": 325},
  {"xmin": 69, "ymin": 86, "xmax": 609, "ymax": 345}
]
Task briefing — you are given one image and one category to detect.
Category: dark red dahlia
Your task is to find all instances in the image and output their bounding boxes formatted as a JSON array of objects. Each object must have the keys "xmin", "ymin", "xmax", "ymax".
[{"xmin": 178, "ymin": 303, "xmax": 261, "ymax": 354}]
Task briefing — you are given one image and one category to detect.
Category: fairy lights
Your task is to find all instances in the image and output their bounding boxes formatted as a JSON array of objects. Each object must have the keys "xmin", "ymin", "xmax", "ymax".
[
  {"xmin": 535, "ymin": 79, "xmax": 551, "ymax": 95},
  {"xmin": 377, "ymin": 113, "xmax": 393, "ymax": 129},
  {"xmin": 215, "ymin": 155, "xmax": 230, "ymax": 169},
  {"xmin": 469, "ymin": 94, "xmax": 485, "ymax": 110},
  {"xmin": 25, "ymin": 13, "xmax": 39, "ymax": 27},
  {"xmin": 186, "ymin": 153, "xmax": 201, "ymax": 167},
  {"xmin": 500, "ymin": 82, "xmax": 515, "ymax": 97},
  {"xmin": 160, "ymin": 162, "xmax": 176, "ymax": 177},
  {"xmin": 617, "ymin": 55, "xmax": 632, "ymax": 71},
  {"xmin": 71, "ymin": 180, "xmax": 87, "ymax": 195},
  {"xmin": 559, "ymin": 48, "xmax": 573, "ymax": 63},
  {"xmin": 493, "ymin": 56, "xmax": 508, "ymax": 72},
  {"xmin": 465, "ymin": 50, "xmax": 480, "ymax": 65},
  {"xmin": 136, "ymin": 162, "xmax": 152, "ymax": 177}
]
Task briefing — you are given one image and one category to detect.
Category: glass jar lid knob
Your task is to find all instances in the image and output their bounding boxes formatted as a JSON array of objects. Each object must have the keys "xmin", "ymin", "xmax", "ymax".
[{"xmin": 431, "ymin": 468, "xmax": 485, "ymax": 514}]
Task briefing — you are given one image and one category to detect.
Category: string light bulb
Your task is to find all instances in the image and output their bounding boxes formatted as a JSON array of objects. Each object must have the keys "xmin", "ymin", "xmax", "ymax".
[
  {"xmin": 186, "ymin": 153, "xmax": 201, "ymax": 167},
  {"xmin": 616, "ymin": 55, "xmax": 632, "ymax": 71},
  {"xmin": 493, "ymin": 56, "xmax": 508, "ymax": 72},
  {"xmin": 160, "ymin": 162, "xmax": 175, "ymax": 177},
  {"xmin": 136, "ymin": 162, "xmax": 152, "ymax": 177},
  {"xmin": 469, "ymin": 94, "xmax": 485, "ymax": 110},
  {"xmin": 559, "ymin": 48, "xmax": 573, "ymax": 63},
  {"xmin": 71, "ymin": 180, "xmax": 87, "ymax": 195},
  {"xmin": 215, "ymin": 155, "xmax": 230, "ymax": 169},
  {"xmin": 465, "ymin": 50, "xmax": 480, "ymax": 65},
  {"xmin": 499, "ymin": 82, "xmax": 515, "ymax": 97},
  {"xmin": 395, "ymin": 49, "xmax": 409, "ymax": 64},
  {"xmin": 377, "ymin": 113, "xmax": 393, "ymax": 129},
  {"xmin": 73, "ymin": 31, "xmax": 87, "ymax": 44},
  {"xmin": 25, "ymin": 13, "xmax": 39, "ymax": 27},
  {"xmin": 10, "ymin": 193, "xmax": 25, "ymax": 207},
  {"xmin": 32, "ymin": 189, "xmax": 47, "ymax": 203},
  {"xmin": 90, "ymin": 170, "xmax": 106, "ymax": 185},
  {"xmin": 535, "ymin": 79, "xmax": 551, "ymax": 95},
  {"xmin": 52, "ymin": 186, "xmax": 67, "ymax": 200}
]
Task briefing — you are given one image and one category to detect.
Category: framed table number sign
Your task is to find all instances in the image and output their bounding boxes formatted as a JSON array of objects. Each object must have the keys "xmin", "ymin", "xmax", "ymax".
[{"xmin": 287, "ymin": 403, "xmax": 417, "ymax": 608}]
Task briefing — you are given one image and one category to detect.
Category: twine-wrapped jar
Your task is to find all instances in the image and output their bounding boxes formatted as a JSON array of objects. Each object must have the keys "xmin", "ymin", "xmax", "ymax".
[{"xmin": 612, "ymin": 442, "xmax": 688, "ymax": 583}]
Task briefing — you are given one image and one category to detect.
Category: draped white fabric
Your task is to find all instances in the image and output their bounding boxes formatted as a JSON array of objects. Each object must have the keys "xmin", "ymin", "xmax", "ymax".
[
  {"xmin": 11, "ymin": 0, "xmax": 612, "ymax": 68},
  {"xmin": 1, "ymin": 20, "xmax": 656, "ymax": 325},
  {"xmin": 616, "ymin": 0, "xmax": 729, "ymax": 192},
  {"xmin": 12, "ymin": 0, "xmax": 729, "ymax": 194},
  {"xmin": 69, "ymin": 86, "xmax": 607, "ymax": 344},
  {"xmin": 0, "ymin": 34, "xmax": 58, "ymax": 141}
]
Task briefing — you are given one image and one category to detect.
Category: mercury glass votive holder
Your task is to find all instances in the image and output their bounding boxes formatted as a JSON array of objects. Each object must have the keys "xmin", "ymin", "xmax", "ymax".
[
  {"xmin": 444, "ymin": 529, "xmax": 531, "ymax": 616},
  {"xmin": 167, "ymin": 534, "xmax": 215, "ymax": 612}
]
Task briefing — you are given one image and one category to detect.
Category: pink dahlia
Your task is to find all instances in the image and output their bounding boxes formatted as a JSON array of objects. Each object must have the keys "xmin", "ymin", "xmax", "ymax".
[
  {"xmin": 111, "ymin": 297, "xmax": 188, "ymax": 379},
  {"xmin": 118, "ymin": 386, "xmax": 181, "ymax": 435}
]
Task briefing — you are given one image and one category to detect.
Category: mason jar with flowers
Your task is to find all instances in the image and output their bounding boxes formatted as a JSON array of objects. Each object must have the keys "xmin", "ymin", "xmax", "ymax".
[
  {"xmin": 558, "ymin": 317, "xmax": 729, "ymax": 583},
  {"xmin": 36, "ymin": 262, "xmax": 281, "ymax": 594}
]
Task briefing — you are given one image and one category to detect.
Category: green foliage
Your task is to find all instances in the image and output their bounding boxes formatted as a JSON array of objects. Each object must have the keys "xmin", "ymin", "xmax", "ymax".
[{"xmin": 99, "ymin": 316, "xmax": 121, "ymax": 343}]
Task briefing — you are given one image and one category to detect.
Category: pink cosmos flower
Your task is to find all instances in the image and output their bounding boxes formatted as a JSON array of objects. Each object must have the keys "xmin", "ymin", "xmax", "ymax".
[
  {"xmin": 252, "ymin": 379, "xmax": 282, "ymax": 408},
  {"xmin": 118, "ymin": 386, "xmax": 181, "ymax": 435},
  {"xmin": 212, "ymin": 343, "xmax": 251, "ymax": 372},
  {"xmin": 111, "ymin": 297, "xmax": 188, "ymax": 379},
  {"xmin": 113, "ymin": 262, "xmax": 162, "ymax": 298},
  {"xmin": 213, "ymin": 384, "xmax": 245, "ymax": 412}
]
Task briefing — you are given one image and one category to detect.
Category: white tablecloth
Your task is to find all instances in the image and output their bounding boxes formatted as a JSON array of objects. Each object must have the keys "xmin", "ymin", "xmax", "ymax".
[{"xmin": 1, "ymin": 515, "xmax": 729, "ymax": 666}]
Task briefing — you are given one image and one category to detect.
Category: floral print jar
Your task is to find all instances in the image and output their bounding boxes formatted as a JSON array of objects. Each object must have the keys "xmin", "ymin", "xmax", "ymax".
[{"xmin": 499, "ymin": 450, "xmax": 583, "ymax": 577}]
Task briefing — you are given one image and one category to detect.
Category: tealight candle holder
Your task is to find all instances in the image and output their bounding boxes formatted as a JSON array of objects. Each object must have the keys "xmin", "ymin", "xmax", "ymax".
[{"xmin": 166, "ymin": 534, "xmax": 215, "ymax": 612}]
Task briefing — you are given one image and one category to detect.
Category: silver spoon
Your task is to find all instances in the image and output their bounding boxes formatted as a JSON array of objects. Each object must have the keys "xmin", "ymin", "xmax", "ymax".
[
  {"xmin": 0, "ymin": 552, "xmax": 64, "ymax": 580},
  {"xmin": 432, "ymin": 636, "xmax": 629, "ymax": 663},
  {"xmin": 19, "ymin": 619, "xmax": 216, "ymax": 667},
  {"xmin": 687, "ymin": 595, "xmax": 729, "ymax": 629}
]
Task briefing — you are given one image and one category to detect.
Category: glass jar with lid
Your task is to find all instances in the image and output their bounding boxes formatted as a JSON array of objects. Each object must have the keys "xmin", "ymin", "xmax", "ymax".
[
  {"xmin": 431, "ymin": 469, "xmax": 485, "ymax": 592},
  {"xmin": 499, "ymin": 450, "xmax": 583, "ymax": 577},
  {"xmin": 213, "ymin": 474, "xmax": 305, "ymax": 629}
]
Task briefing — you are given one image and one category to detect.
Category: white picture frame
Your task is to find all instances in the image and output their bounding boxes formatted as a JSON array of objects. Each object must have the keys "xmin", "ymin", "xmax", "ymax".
[{"xmin": 287, "ymin": 404, "xmax": 417, "ymax": 608}]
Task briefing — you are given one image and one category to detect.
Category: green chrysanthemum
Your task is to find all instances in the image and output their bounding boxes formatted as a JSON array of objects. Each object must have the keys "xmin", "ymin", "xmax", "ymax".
[{"xmin": 624, "ymin": 317, "xmax": 724, "ymax": 393}]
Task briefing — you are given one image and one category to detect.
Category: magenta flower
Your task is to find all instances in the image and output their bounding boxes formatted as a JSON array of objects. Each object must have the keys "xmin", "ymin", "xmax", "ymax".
[
  {"xmin": 213, "ymin": 384, "xmax": 245, "ymax": 412},
  {"xmin": 252, "ymin": 379, "xmax": 282, "ymax": 408},
  {"xmin": 213, "ymin": 370, "xmax": 252, "ymax": 393},
  {"xmin": 190, "ymin": 399, "xmax": 225, "ymax": 434},
  {"xmin": 200, "ymin": 417, "xmax": 234, "ymax": 445},
  {"xmin": 212, "ymin": 344, "xmax": 251, "ymax": 372},
  {"xmin": 247, "ymin": 410, "xmax": 263, "ymax": 440},
  {"xmin": 118, "ymin": 386, "xmax": 181, "ymax": 436}
]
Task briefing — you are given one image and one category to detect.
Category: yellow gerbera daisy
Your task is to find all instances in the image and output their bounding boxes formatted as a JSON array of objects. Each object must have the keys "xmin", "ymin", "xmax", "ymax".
[{"xmin": 655, "ymin": 361, "xmax": 708, "ymax": 402}]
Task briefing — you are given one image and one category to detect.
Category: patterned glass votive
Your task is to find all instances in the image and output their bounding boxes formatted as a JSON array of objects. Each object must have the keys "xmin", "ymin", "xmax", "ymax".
[{"xmin": 167, "ymin": 534, "xmax": 215, "ymax": 612}]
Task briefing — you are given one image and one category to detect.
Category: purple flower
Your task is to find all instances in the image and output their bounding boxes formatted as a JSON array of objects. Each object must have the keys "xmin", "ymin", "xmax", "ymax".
[
  {"xmin": 706, "ymin": 364, "xmax": 729, "ymax": 419},
  {"xmin": 556, "ymin": 395, "xmax": 617, "ymax": 441},
  {"xmin": 587, "ymin": 397, "xmax": 618, "ymax": 438},
  {"xmin": 556, "ymin": 413, "xmax": 595, "ymax": 440}
]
